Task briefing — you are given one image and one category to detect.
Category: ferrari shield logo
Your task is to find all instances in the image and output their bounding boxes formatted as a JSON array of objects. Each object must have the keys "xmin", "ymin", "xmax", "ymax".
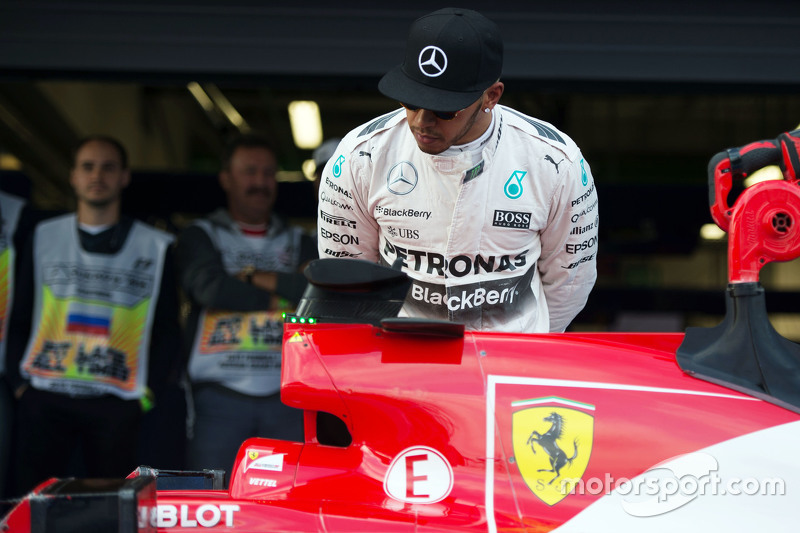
[{"xmin": 512, "ymin": 397, "xmax": 594, "ymax": 506}]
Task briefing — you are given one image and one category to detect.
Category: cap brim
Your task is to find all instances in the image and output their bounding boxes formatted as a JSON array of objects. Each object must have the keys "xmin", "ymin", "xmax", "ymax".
[{"xmin": 378, "ymin": 65, "xmax": 484, "ymax": 113}]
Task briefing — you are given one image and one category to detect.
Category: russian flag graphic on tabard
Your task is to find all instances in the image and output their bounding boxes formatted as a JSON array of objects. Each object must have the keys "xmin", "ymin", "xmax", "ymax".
[{"xmin": 66, "ymin": 302, "xmax": 112, "ymax": 336}]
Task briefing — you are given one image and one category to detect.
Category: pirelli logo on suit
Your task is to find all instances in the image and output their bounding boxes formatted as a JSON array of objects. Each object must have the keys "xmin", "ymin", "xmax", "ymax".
[{"xmin": 320, "ymin": 210, "xmax": 357, "ymax": 229}]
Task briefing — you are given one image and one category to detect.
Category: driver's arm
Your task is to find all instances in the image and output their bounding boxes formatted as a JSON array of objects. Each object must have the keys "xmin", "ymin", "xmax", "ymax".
[
  {"xmin": 538, "ymin": 153, "xmax": 599, "ymax": 332},
  {"xmin": 316, "ymin": 138, "xmax": 381, "ymax": 263}
]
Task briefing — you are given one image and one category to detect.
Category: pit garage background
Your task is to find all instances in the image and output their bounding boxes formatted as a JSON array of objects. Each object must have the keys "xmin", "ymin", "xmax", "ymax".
[{"xmin": 1, "ymin": 0, "xmax": 800, "ymax": 335}]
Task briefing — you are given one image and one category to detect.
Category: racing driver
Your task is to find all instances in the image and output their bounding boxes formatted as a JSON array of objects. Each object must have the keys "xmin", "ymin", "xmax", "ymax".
[{"xmin": 317, "ymin": 8, "xmax": 598, "ymax": 332}]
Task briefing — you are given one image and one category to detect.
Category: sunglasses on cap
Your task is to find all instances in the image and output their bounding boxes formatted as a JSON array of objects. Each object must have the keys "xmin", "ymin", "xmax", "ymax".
[{"xmin": 400, "ymin": 103, "xmax": 464, "ymax": 121}]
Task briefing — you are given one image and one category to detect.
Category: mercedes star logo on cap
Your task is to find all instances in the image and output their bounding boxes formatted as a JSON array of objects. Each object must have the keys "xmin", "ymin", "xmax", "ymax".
[{"xmin": 418, "ymin": 46, "xmax": 448, "ymax": 78}]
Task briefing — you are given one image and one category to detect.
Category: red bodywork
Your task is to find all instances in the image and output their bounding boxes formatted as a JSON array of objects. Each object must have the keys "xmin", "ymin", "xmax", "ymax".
[{"xmin": 4, "ymin": 326, "xmax": 798, "ymax": 532}]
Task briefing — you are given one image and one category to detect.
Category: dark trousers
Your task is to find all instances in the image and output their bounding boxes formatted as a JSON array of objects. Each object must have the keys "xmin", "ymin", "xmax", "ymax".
[
  {"xmin": 187, "ymin": 384, "xmax": 303, "ymax": 477},
  {"xmin": 13, "ymin": 387, "xmax": 141, "ymax": 496},
  {"xmin": 0, "ymin": 378, "xmax": 13, "ymax": 499},
  {"xmin": 137, "ymin": 380, "xmax": 188, "ymax": 471}
]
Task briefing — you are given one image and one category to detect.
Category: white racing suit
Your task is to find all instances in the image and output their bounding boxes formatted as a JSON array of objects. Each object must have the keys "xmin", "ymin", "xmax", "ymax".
[{"xmin": 317, "ymin": 105, "xmax": 598, "ymax": 332}]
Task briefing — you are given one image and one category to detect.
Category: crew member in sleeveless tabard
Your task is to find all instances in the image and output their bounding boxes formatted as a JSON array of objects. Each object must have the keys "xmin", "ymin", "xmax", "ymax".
[
  {"xmin": 5, "ymin": 136, "xmax": 182, "ymax": 494},
  {"xmin": 176, "ymin": 134, "xmax": 317, "ymax": 476}
]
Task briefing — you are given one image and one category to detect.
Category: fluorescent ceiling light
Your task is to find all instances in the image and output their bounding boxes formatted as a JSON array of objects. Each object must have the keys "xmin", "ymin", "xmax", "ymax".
[
  {"xmin": 700, "ymin": 223, "xmax": 726, "ymax": 241},
  {"xmin": 0, "ymin": 153, "xmax": 22, "ymax": 171},
  {"xmin": 288, "ymin": 101, "xmax": 323, "ymax": 149},
  {"xmin": 204, "ymin": 84, "xmax": 249, "ymax": 131},
  {"xmin": 187, "ymin": 82, "xmax": 249, "ymax": 132},
  {"xmin": 187, "ymin": 82, "xmax": 214, "ymax": 113},
  {"xmin": 744, "ymin": 165, "xmax": 782, "ymax": 188},
  {"xmin": 301, "ymin": 158, "xmax": 317, "ymax": 181}
]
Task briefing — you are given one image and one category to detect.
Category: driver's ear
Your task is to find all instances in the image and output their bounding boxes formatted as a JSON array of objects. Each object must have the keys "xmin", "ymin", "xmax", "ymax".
[{"xmin": 484, "ymin": 81, "xmax": 504, "ymax": 109}]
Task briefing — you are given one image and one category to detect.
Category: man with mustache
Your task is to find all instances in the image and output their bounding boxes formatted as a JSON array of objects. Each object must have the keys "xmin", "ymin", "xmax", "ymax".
[
  {"xmin": 317, "ymin": 8, "xmax": 598, "ymax": 333},
  {"xmin": 176, "ymin": 133, "xmax": 316, "ymax": 476}
]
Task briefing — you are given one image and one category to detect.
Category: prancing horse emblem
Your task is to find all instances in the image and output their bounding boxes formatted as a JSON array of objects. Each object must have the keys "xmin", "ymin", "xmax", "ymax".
[
  {"xmin": 527, "ymin": 412, "xmax": 578, "ymax": 485},
  {"xmin": 512, "ymin": 399, "xmax": 594, "ymax": 506}
]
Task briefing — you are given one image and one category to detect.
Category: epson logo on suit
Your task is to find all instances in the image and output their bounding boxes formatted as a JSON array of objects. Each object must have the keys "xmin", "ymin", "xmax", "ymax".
[
  {"xmin": 492, "ymin": 210, "xmax": 531, "ymax": 229},
  {"xmin": 320, "ymin": 228, "xmax": 359, "ymax": 245}
]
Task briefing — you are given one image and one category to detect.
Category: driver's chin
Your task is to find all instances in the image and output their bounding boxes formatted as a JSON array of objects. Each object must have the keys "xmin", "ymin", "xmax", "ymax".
[
  {"xmin": 416, "ymin": 144, "xmax": 445, "ymax": 155},
  {"xmin": 414, "ymin": 138, "xmax": 450, "ymax": 155}
]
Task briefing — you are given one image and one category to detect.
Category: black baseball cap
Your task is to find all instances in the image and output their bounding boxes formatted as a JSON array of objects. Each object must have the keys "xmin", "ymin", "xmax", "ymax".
[{"xmin": 378, "ymin": 8, "xmax": 503, "ymax": 113}]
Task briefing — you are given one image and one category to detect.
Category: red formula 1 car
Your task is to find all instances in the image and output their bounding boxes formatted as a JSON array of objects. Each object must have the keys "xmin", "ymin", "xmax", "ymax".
[{"xmin": 3, "ymin": 131, "xmax": 800, "ymax": 532}]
